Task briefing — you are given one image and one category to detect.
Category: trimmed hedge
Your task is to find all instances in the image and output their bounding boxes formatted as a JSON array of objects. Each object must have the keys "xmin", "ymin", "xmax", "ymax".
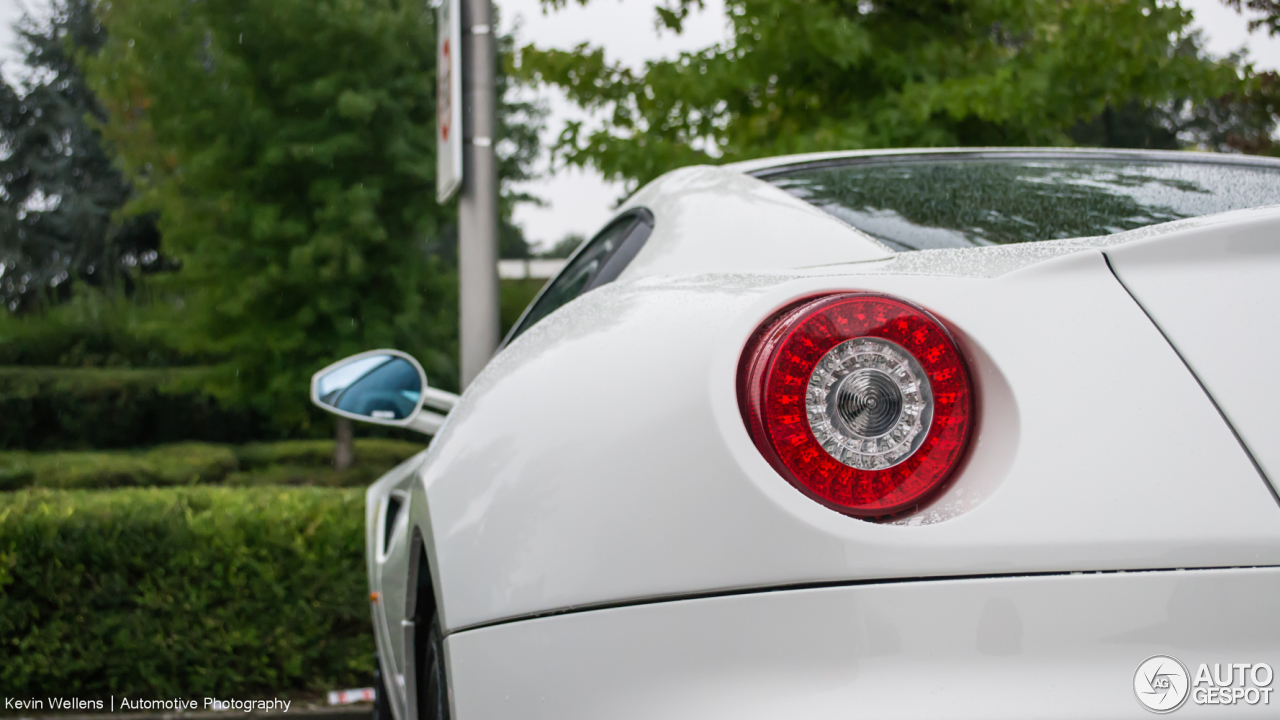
[
  {"xmin": 0, "ymin": 291, "xmax": 191, "ymax": 368},
  {"xmin": 223, "ymin": 438, "xmax": 425, "ymax": 488},
  {"xmin": 0, "ymin": 439, "xmax": 424, "ymax": 491},
  {"xmin": 0, "ymin": 443, "xmax": 238, "ymax": 491},
  {"xmin": 0, "ymin": 487, "xmax": 373, "ymax": 697},
  {"xmin": 234, "ymin": 439, "xmax": 424, "ymax": 470},
  {"xmin": 0, "ymin": 367, "xmax": 261, "ymax": 450}
]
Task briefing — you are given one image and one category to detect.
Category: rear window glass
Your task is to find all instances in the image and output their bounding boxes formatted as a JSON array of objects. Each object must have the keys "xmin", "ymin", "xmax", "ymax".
[{"xmin": 763, "ymin": 157, "xmax": 1280, "ymax": 251}]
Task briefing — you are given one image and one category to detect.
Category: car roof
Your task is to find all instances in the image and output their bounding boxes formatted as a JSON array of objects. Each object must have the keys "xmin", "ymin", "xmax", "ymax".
[{"xmin": 724, "ymin": 146, "xmax": 1280, "ymax": 178}]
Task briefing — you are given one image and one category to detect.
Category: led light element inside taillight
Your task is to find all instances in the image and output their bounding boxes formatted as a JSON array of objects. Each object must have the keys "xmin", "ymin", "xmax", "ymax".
[
  {"xmin": 807, "ymin": 337, "xmax": 933, "ymax": 470},
  {"xmin": 739, "ymin": 294, "xmax": 973, "ymax": 518}
]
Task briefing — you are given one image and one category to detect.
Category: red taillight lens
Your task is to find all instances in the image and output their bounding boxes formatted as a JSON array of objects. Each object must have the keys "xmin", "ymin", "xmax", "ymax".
[{"xmin": 738, "ymin": 293, "xmax": 973, "ymax": 518}]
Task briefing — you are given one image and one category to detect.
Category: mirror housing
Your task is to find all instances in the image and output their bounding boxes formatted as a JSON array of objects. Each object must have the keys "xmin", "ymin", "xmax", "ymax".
[{"xmin": 310, "ymin": 349, "xmax": 457, "ymax": 434}]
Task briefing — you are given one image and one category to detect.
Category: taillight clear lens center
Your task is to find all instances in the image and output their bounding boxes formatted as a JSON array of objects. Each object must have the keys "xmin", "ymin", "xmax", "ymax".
[{"xmin": 807, "ymin": 338, "xmax": 933, "ymax": 470}]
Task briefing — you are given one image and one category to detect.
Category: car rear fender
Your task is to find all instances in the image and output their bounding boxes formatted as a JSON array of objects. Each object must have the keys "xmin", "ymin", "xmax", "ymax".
[{"xmin": 419, "ymin": 246, "xmax": 1280, "ymax": 632}]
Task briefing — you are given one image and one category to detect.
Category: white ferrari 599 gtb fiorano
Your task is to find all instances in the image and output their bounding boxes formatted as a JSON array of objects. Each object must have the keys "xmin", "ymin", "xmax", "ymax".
[{"xmin": 311, "ymin": 148, "xmax": 1280, "ymax": 719}]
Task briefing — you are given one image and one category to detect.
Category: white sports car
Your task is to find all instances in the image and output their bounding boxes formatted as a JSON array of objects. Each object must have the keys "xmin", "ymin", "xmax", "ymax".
[{"xmin": 312, "ymin": 148, "xmax": 1280, "ymax": 719}]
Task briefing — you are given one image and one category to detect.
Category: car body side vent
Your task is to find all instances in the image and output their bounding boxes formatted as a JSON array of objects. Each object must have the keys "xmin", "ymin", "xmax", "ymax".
[{"xmin": 383, "ymin": 494, "xmax": 404, "ymax": 555}]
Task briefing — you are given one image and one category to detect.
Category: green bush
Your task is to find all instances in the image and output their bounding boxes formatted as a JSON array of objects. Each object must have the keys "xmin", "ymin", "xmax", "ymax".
[
  {"xmin": 0, "ymin": 439, "xmax": 423, "ymax": 491},
  {"xmin": 0, "ymin": 487, "xmax": 373, "ymax": 697},
  {"xmin": 500, "ymin": 278, "xmax": 546, "ymax": 335},
  {"xmin": 0, "ymin": 443, "xmax": 239, "ymax": 491},
  {"xmin": 226, "ymin": 439, "xmax": 426, "ymax": 488},
  {"xmin": 222, "ymin": 464, "xmax": 390, "ymax": 488},
  {"xmin": 235, "ymin": 438, "xmax": 423, "ymax": 470},
  {"xmin": 0, "ymin": 367, "xmax": 261, "ymax": 450},
  {"xmin": 0, "ymin": 290, "xmax": 191, "ymax": 368}
]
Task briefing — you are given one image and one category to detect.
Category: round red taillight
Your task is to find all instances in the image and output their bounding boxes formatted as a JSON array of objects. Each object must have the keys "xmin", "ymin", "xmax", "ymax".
[{"xmin": 738, "ymin": 293, "xmax": 973, "ymax": 518}]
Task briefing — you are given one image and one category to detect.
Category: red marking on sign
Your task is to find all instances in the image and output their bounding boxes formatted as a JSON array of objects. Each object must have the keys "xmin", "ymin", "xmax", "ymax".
[{"xmin": 439, "ymin": 39, "xmax": 452, "ymax": 142}]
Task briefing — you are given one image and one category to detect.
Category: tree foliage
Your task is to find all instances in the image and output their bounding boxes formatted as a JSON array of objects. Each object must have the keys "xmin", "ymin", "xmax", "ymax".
[
  {"xmin": 539, "ymin": 232, "xmax": 584, "ymax": 258},
  {"xmin": 0, "ymin": 0, "xmax": 166, "ymax": 313},
  {"xmin": 521, "ymin": 0, "xmax": 1272, "ymax": 189},
  {"xmin": 1222, "ymin": 0, "xmax": 1279, "ymax": 36},
  {"xmin": 86, "ymin": 0, "xmax": 541, "ymax": 429},
  {"xmin": 1206, "ymin": 1, "xmax": 1280, "ymax": 156}
]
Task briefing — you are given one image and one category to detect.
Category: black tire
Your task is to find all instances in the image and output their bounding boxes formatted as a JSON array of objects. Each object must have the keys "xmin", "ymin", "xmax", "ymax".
[
  {"xmin": 372, "ymin": 658, "xmax": 394, "ymax": 720},
  {"xmin": 417, "ymin": 615, "xmax": 449, "ymax": 720}
]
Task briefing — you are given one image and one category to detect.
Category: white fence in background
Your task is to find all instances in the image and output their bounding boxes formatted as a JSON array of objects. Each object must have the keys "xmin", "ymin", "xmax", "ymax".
[{"xmin": 498, "ymin": 259, "xmax": 567, "ymax": 280}]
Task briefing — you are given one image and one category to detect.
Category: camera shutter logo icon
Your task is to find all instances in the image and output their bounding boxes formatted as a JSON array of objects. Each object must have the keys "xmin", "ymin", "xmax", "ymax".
[{"xmin": 1135, "ymin": 655, "xmax": 1191, "ymax": 713}]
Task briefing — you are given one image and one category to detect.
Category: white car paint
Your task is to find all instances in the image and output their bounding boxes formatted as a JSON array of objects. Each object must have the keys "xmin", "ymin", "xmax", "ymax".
[
  {"xmin": 366, "ymin": 450, "xmax": 431, "ymax": 720},
  {"xmin": 413, "ymin": 166, "xmax": 1280, "ymax": 633},
  {"xmin": 614, "ymin": 165, "xmax": 893, "ymax": 275},
  {"xmin": 1106, "ymin": 209, "xmax": 1280, "ymax": 497},
  {"xmin": 448, "ymin": 567, "xmax": 1280, "ymax": 719},
  {"xmin": 419, "ymin": 246, "xmax": 1280, "ymax": 633},
  {"xmin": 354, "ymin": 149, "xmax": 1280, "ymax": 719}
]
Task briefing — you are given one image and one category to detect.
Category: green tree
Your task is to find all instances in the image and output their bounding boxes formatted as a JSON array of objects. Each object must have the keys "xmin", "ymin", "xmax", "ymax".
[
  {"xmin": 1066, "ymin": 31, "xmax": 1278, "ymax": 157},
  {"xmin": 0, "ymin": 0, "xmax": 166, "ymax": 313},
  {"xmin": 1222, "ymin": 0, "xmax": 1279, "ymax": 36},
  {"xmin": 86, "ymin": 0, "xmax": 540, "ymax": 431},
  {"xmin": 521, "ymin": 0, "xmax": 1261, "ymax": 189},
  {"xmin": 539, "ymin": 233, "xmax": 584, "ymax": 259},
  {"xmin": 1208, "ymin": 1, "xmax": 1280, "ymax": 156}
]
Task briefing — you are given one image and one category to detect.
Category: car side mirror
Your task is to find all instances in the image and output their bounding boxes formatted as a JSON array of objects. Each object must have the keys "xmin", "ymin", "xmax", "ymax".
[{"xmin": 311, "ymin": 350, "xmax": 458, "ymax": 435}]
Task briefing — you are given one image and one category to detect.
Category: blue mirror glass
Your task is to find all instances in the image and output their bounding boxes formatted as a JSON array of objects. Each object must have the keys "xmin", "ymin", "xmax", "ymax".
[{"xmin": 316, "ymin": 354, "xmax": 423, "ymax": 421}]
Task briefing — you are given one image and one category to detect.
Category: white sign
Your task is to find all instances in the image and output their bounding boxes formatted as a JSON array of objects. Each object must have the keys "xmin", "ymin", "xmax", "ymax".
[{"xmin": 436, "ymin": 0, "xmax": 463, "ymax": 203}]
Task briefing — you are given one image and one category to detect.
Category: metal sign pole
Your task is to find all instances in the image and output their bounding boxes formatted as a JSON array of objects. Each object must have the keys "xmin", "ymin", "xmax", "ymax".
[{"xmin": 457, "ymin": 0, "xmax": 500, "ymax": 388}]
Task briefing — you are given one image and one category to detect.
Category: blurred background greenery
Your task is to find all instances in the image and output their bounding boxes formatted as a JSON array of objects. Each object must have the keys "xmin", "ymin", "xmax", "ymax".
[
  {"xmin": 2, "ymin": 0, "xmax": 1277, "ymax": 441},
  {"xmin": 0, "ymin": 0, "xmax": 1277, "ymax": 702}
]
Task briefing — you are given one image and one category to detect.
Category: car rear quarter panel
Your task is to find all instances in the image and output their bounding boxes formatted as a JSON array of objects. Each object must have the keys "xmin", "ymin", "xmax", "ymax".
[{"xmin": 418, "ymin": 246, "xmax": 1280, "ymax": 633}]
